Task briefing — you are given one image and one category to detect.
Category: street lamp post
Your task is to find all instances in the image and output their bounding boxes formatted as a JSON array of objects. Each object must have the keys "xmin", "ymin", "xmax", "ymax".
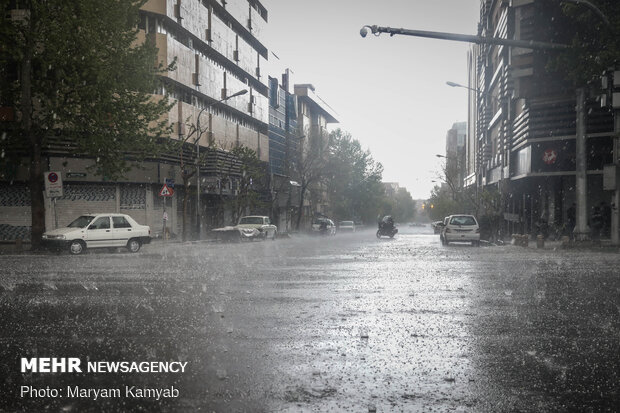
[{"xmin": 194, "ymin": 89, "xmax": 247, "ymax": 239}]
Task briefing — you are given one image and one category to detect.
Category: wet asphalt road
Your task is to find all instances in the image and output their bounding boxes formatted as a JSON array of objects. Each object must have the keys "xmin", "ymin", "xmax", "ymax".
[{"xmin": 0, "ymin": 226, "xmax": 619, "ymax": 412}]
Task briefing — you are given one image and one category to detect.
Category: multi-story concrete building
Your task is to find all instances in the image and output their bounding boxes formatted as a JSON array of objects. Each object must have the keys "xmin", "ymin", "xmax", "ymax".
[
  {"xmin": 445, "ymin": 121, "xmax": 467, "ymax": 189},
  {"xmin": 268, "ymin": 57, "xmax": 300, "ymax": 233},
  {"xmin": 140, "ymin": 0, "xmax": 270, "ymax": 235},
  {"xmin": 293, "ymin": 84, "xmax": 339, "ymax": 228},
  {"xmin": 467, "ymin": 0, "xmax": 614, "ymax": 238},
  {"xmin": 0, "ymin": 0, "xmax": 270, "ymax": 240}
]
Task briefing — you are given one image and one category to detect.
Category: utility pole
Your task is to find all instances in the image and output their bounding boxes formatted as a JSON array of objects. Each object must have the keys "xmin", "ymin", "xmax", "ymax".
[
  {"xmin": 613, "ymin": 110, "xmax": 619, "ymax": 245},
  {"xmin": 575, "ymin": 87, "xmax": 588, "ymax": 240}
]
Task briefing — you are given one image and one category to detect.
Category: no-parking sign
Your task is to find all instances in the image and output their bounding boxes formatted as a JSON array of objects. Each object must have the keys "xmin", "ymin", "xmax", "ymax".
[{"xmin": 44, "ymin": 171, "xmax": 63, "ymax": 198}]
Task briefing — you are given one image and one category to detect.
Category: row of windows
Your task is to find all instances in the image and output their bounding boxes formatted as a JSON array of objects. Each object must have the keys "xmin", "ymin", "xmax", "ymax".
[
  {"xmin": 155, "ymin": 82, "xmax": 262, "ymax": 133},
  {"xmin": 140, "ymin": 13, "xmax": 264, "ymax": 93}
]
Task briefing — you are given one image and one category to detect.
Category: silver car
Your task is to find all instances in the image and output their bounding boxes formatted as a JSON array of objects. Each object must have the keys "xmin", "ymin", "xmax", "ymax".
[{"xmin": 441, "ymin": 215, "xmax": 480, "ymax": 246}]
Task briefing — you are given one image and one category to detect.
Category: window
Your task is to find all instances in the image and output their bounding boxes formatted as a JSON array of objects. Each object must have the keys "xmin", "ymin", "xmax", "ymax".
[
  {"xmin": 112, "ymin": 216, "xmax": 132, "ymax": 229},
  {"xmin": 90, "ymin": 217, "xmax": 110, "ymax": 230},
  {"xmin": 68, "ymin": 216, "xmax": 95, "ymax": 228},
  {"xmin": 449, "ymin": 216, "xmax": 477, "ymax": 226}
]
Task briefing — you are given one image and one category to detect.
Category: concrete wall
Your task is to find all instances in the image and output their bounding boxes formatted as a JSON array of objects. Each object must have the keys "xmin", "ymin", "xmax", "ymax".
[{"xmin": 0, "ymin": 182, "xmax": 183, "ymax": 240}]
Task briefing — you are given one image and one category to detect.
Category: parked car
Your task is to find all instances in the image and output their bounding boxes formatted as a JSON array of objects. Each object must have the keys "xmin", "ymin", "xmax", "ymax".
[
  {"xmin": 311, "ymin": 218, "xmax": 336, "ymax": 235},
  {"xmin": 338, "ymin": 221, "xmax": 356, "ymax": 232},
  {"xmin": 431, "ymin": 220, "xmax": 445, "ymax": 234},
  {"xmin": 236, "ymin": 215, "xmax": 278, "ymax": 240},
  {"xmin": 440, "ymin": 214, "xmax": 480, "ymax": 246},
  {"xmin": 41, "ymin": 213, "xmax": 151, "ymax": 254}
]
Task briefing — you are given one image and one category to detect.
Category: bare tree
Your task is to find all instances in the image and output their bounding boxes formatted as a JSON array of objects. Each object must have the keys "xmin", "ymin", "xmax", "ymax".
[
  {"xmin": 291, "ymin": 142, "xmax": 325, "ymax": 231},
  {"xmin": 173, "ymin": 117, "xmax": 207, "ymax": 242}
]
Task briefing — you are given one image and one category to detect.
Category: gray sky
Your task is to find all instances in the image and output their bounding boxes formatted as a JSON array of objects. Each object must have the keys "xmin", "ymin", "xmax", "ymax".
[{"xmin": 264, "ymin": 0, "xmax": 479, "ymax": 199}]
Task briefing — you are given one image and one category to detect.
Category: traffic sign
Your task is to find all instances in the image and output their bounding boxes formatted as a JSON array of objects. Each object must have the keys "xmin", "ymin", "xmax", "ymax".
[
  {"xmin": 159, "ymin": 184, "xmax": 174, "ymax": 197},
  {"xmin": 542, "ymin": 149, "xmax": 557, "ymax": 165},
  {"xmin": 165, "ymin": 178, "xmax": 175, "ymax": 188},
  {"xmin": 44, "ymin": 171, "xmax": 63, "ymax": 198}
]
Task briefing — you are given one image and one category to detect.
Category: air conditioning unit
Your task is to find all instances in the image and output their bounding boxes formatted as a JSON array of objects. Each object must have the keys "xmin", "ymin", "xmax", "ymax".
[
  {"xmin": 247, "ymin": 18, "xmax": 252, "ymax": 30},
  {"xmin": 174, "ymin": 3, "xmax": 182, "ymax": 19},
  {"xmin": 233, "ymin": 50, "xmax": 239, "ymax": 62},
  {"xmin": 247, "ymin": 103, "xmax": 254, "ymax": 113},
  {"xmin": 192, "ymin": 73, "xmax": 200, "ymax": 86},
  {"xmin": 205, "ymin": 28, "xmax": 212, "ymax": 41},
  {"xmin": 255, "ymin": 67, "xmax": 261, "ymax": 77},
  {"xmin": 221, "ymin": 88, "xmax": 227, "ymax": 99}
]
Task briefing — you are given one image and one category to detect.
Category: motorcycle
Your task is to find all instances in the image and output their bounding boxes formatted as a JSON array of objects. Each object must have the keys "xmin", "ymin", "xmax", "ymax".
[{"xmin": 376, "ymin": 222, "xmax": 398, "ymax": 238}]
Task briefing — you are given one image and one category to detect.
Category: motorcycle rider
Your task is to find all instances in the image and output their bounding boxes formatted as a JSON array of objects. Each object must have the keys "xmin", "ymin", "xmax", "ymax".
[
  {"xmin": 319, "ymin": 220, "xmax": 328, "ymax": 235},
  {"xmin": 379, "ymin": 215, "xmax": 395, "ymax": 231}
]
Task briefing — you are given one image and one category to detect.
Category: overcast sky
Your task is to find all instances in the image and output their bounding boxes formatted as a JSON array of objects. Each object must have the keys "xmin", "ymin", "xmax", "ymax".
[{"xmin": 264, "ymin": 0, "xmax": 479, "ymax": 199}]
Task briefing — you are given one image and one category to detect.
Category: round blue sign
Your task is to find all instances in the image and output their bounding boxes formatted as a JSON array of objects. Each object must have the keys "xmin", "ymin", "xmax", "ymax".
[{"xmin": 48, "ymin": 172, "xmax": 58, "ymax": 183}]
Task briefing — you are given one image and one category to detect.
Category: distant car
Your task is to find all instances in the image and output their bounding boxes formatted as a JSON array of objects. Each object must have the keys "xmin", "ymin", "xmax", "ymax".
[
  {"xmin": 41, "ymin": 213, "xmax": 151, "ymax": 254},
  {"xmin": 431, "ymin": 220, "xmax": 445, "ymax": 234},
  {"xmin": 440, "ymin": 214, "xmax": 480, "ymax": 246},
  {"xmin": 311, "ymin": 218, "xmax": 336, "ymax": 235},
  {"xmin": 338, "ymin": 221, "xmax": 356, "ymax": 232},
  {"xmin": 237, "ymin": 215, "xmax": 278, "ymax": 240}
]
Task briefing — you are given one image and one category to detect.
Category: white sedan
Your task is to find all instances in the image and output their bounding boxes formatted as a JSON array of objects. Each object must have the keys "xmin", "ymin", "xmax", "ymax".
[
  {"xmin": 441, "ymin": 214, "xmax": 480, "ymax": 246},
  {"xmin": 212, "ymin": 216, "xmax": 278, "ymax": 241},
  {"xmin": 41, "ymin": 213, "xmax": 151, "ymax": 254},
  {"xmin": 237, "ymin": 216, "xmax": 277, "ymax": 240}
]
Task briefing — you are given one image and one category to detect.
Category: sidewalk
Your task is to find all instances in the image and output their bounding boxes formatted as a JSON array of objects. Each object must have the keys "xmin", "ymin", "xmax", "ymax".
[{"xmin": 510, "ymin": 237, "xmax": 620, "ymax": 252}]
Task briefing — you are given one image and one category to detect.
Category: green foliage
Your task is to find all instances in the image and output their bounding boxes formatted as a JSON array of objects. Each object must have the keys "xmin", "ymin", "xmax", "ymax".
[
  {"xmin": 547, "ymin": 0, "xmax": 620, "ymax": 86},
  {"xmin": 0, "ymin": 0, "xmax": 174, "ymax": 179},
  {"xmin": 380, "ymin": 187, "xmax": 416, "ymax": 223},
  {"xmin": 226, "ymin": 146, "xmax": 267, "ymax": 224},
  {"xmin": 427, "ymin": 184, "xmax": 459, "ymax": 221},
  {"xmin": 323, "ymin": 129, "xmax": 384, "ymax": 224}
]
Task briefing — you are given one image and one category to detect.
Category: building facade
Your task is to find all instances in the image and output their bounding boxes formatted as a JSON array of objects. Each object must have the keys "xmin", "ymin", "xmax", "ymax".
[
  {"xmin": 467, "ymin": 0, "xmax": 615, "ymax": 239},
  {"xmin": 268, "ymin": 63, "xmax": 300, "ymax": 233},
  {"xmin": 293, "ymin": 84, "xmax": 339, "ymax": 228},
  {"xmin": 0, "ymin": 0, "xmax": 270, "ymax": 240},
  {"xmin": 445, "ymin": 121, "xmax": 467, "ymax": 190}
]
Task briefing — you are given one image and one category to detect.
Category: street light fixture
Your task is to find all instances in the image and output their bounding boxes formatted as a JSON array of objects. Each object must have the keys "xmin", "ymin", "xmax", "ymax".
[
  {"xmin": 195, "ymin": 88, "xmax": 248, "ymax": 239},
  {"xmin": 446, "ymin": 81, "xmax": 481, "ymax": 94}
]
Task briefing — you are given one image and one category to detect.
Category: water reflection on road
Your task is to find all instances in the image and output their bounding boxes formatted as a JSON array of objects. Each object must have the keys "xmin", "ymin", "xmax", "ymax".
[{"xmin": 0, "ymin": 225, "xmax": 618, "ymax": 412}]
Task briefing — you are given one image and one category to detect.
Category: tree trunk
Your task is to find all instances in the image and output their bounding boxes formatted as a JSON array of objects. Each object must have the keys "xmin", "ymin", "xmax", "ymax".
[
  {"xmin": 22, "ymin": 35, "xmax": 45, "ymax": 249},
  {"xmin": 182, "ymin": 178, "xmax": 190, "ymax": 242},
  {"xmin": 295, "ymin": 184, "xmax": 307, "ymax": 231},
  {"xmin": 29, "ymin": 141, "xmax": 45, "ymax": 250}
]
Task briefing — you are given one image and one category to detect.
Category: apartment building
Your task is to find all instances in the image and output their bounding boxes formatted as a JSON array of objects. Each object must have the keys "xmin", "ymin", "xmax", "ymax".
[
  {"xmin": 268, "ymin": 59, "xmax": 300, "ymax": 233},
  {"xmin": 445, "ymin": 122, "xmax": 467, "ymax": 189},
  {"xmin": 467, "ymin": 0, "xmax": 614, "ymax": 237},
  {"xmin": 293, "ymin": 84, "xmax": 339, "ymax": 228},
  {"xmin": 0, "ymin": 0, "xmax": 270, "ymax": 239}
]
